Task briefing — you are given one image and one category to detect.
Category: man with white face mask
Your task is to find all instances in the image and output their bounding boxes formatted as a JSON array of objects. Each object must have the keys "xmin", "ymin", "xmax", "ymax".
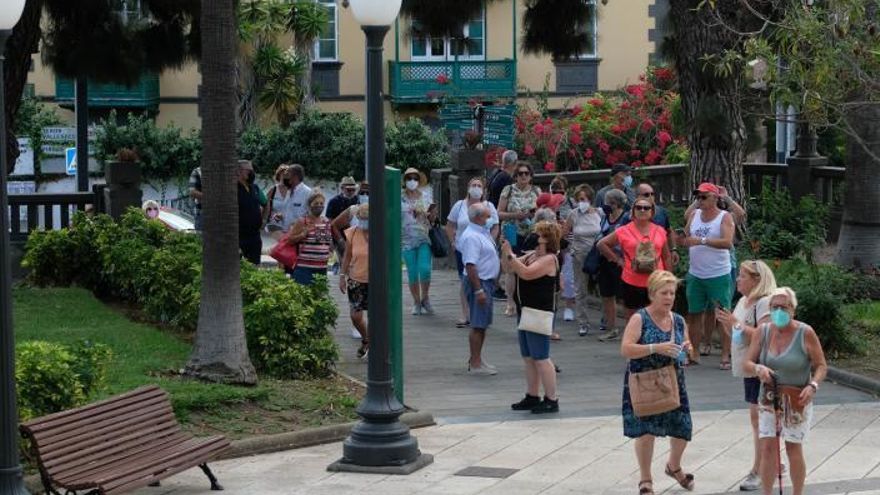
[{"xmin": 594, "ymin": 163, "xmax": 636, "ymax": 212}]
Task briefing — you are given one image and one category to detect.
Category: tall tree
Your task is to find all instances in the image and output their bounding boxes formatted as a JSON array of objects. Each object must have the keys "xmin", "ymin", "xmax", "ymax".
[
  {"xmin": 3, "ymin": 0, "xmax": 43, "ymax": 174},
  {"xmin": 185, "ymin": 0, "xmax": 257, "ymax": 384}
]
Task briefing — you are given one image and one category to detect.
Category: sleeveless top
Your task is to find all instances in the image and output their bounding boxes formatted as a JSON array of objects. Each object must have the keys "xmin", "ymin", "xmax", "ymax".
[
  {"xmin": 731, "ymin": 295, "xmax": 770, "ymax": 378},
  {"xmin": 514, "ymin": 255, "xmax": 558, "ymax": 312},
  {"xmin": 688, "ymin": 210, "xmax": 731, "ymax": 278},
  {"xmin": 759, "ymin": 323, "xmax": 811, "ymax": 387},
  {"xmin": 617, "ymin": 222, "xmax": 667, "ymax": 287},
  {"xmin": 344, "ymin": 226, "xmax": 369, "ymax": 283},
  {"xmin": 296, "ymin": 217, "xmax": 333, "ymax": 270}
]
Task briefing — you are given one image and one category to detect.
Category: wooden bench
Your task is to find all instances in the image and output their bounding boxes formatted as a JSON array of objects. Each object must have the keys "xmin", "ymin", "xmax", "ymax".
[{"xmin": 20, "ymin": 385, "xmax": 230, "ymax": 495}]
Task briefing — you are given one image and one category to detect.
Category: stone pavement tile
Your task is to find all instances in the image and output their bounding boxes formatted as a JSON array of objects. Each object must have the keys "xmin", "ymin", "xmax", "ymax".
[
  {"xmin": 416, "ymin": 475, "xmax": 500, "ymax": 495},
  {"xmin": 474, "ymin": 419, "xmax": 600, "ymax": 470},
  {"xmin": 808, "ymin": 405, "xmax": 880, "ymax": 482}
]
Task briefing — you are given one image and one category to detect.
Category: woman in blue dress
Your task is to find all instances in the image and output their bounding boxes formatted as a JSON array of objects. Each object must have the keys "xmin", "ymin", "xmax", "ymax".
[{"xmin": 621, "ymin": 270, "xmax": 695, "ymax": 495}]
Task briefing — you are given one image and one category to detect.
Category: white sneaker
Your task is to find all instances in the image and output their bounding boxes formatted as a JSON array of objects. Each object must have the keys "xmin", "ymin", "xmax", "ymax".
[
  {"xmin": 421, "ymin": 300, "xmax": 435, "ymax": 315},
  {"xmin": 467, "ymin": 364, "xmax": 498, "ymax": 376},
  {"xmin": 350, "ymin": 328, "xmax": 361, "ymax": 339},
  {"xmin": 563, "ymin": 308, "xmax": 575, "ymax": 321},
  {"xmin": 780, "ymin": 462, "xmax": 788, "ymax": 476},
  {"xmin": 739, "ymin": 471, "xmax": 760, "ymax": 491},
  {"xmin": 598, "ymin": 329, "xmax": 621, "ymax": 342},
  {"xmin": 482, "ymin": 361, "xmax": 498, "ymax": 371},
  {"xmin": 411, "ymin": 305, "xmax": 421, "ymax": 316}
]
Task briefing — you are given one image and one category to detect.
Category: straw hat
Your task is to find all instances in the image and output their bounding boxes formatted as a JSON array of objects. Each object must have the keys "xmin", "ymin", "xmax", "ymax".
[{"xmin": 402, "ymin": 167, "xmax": 428, "ymax": 188}]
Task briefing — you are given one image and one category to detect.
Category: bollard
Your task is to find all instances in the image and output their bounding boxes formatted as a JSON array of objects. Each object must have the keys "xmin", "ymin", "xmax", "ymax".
[{"xmin": 385, "ymin": 166, "xmax": 404, "ymax": 405}]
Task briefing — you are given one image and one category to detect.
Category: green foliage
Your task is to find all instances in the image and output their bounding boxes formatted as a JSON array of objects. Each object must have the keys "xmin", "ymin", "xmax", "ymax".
[
  {"xmin": 22, "ymin": 210, "xmax": 339, "ymax": 379},
  {"xmin": 241, "ymin": 268, "xmax": 339, "ymax": 378},
  {"xmin": 95, "ymin": 111, "xmax": 202, "ymax": 183},
  {"xmin": 745, "ymin": 181, "xmax": 828, "ymax": 260},
  {"xmin": 13, "ymin": 95, "xmax": 63, "ymax": 175},
  {"xmin": 385, "ymin": 117, "xmax": 449, "ymax": 173},
  {"xmin": 15, "ymin": 340, "xmax": 112, "ymax": 421}
]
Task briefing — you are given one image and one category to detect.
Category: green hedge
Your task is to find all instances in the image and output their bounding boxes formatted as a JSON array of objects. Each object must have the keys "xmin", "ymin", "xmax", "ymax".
[{"xmin": 23, "ymin": 210, "xmax": 338, "ymax": 378}]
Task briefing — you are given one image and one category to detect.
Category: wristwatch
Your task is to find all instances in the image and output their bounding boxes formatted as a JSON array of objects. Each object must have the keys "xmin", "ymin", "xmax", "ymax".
[
  {"xmin": 809, "ymin": 380, "xmax": 819, "ymax": 392},
  {"xmin": 700, "ymin": 237, "xmax": 707, "ymax": 246},
  {"xmin": 474, "ymin": 289, "xmax": 485, "ymax": 295}
]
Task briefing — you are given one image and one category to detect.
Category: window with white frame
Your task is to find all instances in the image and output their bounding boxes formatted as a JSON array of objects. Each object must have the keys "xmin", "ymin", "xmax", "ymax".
[
  {"xmin": 579, "ymin": 0, "xmax": 599, "ymax": 59},
  {"xmin": 314, "ymin": 0, "xmax": 338, "ymax": 61},
  {"xmin": 411, "ymin": 9, "xmax": 485, "ymax": 61}
]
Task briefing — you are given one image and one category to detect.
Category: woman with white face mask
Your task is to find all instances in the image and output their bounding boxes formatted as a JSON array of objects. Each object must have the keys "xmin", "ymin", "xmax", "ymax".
[
  {"xmin": 401, "ymin": 168, "xmax": 437, "ymax": 315},
  {"xmin": 562, "ymin": 184, "xmax": 602, "ymax": 336},
  {"xmin": 445, "ymin": 176, "xmax": 500, "ymax": 328}
]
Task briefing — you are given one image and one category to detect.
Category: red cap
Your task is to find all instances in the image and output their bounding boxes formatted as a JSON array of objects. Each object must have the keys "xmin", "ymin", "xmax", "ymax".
[
  {"xmin": 536, "ymin": 192, "xmax": 566, "ymax": 211},
  {"xmin": 694, "ymin": 182, "xmax": 720, "ymax": 195}
]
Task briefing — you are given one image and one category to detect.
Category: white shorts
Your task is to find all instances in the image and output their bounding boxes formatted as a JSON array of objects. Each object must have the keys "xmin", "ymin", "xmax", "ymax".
[{"xmin": 758, "ymin": 401, "xmax": 813, "ymax": 444}]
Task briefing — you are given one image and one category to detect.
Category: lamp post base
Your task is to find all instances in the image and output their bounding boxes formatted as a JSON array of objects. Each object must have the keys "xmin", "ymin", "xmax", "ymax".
[
  {"xmin": 0, "ymin": 466, "xmax": 29, "ymax": 495},
  {"xmin": 327, "ymin": 453, "xmax": 434, "ymax": 475}
]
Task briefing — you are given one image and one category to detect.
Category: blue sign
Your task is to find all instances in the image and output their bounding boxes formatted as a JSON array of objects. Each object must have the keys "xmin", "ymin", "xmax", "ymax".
[{"xmin": 65, "ymin": 147, "xmax": 77, "ymax": 176}]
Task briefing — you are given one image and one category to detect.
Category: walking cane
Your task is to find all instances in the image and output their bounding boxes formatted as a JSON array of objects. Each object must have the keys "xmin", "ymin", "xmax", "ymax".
[{"xmin": 770, "ymin": 373, "xmax": 784, "ymax": 495}]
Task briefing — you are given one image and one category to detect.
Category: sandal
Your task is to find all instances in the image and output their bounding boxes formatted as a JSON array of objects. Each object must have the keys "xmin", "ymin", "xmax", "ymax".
[
  {"xmin": 455, "ymin": 320, "xmax": 470, "ymax": 328},
  {"xmin": 665, "ymin": 464, "xmax": 695, "ymax": 491},
  {"xmin": 550, "ymin": 332, "xmax": 562, "ymax": 341},
  {"xmin": 719, "ymin": 360, "xmax": 731, "ymax": 371},
  {"xmin": 699, "ymin": 343, "xmax": 711, "ymax": 356},
  {"xmin": 504, "ymin": 305, "xmax": 516, "ymax": 317},
  {"xmin": 638, "ymin": 480, "xmax": 654, "ymax": 494}
]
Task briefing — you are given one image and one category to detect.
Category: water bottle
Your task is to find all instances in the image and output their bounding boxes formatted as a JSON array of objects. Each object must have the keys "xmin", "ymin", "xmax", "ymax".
[{"xmin": 732, "ymin": 326, "xmax": 744, "ymax": 346}]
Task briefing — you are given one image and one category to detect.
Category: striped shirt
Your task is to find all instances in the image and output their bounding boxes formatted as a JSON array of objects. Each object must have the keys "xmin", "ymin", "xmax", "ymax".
[{"xmin": 296, "ymin": 217, "xmax": 333, "ymax": 269}]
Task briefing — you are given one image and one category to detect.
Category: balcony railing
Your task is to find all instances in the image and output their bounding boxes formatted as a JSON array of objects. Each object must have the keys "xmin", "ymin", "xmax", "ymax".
[
  {"xmin": 388, "ymin": 59, "xmax": 516, "ymax": 104},
  {"xmin": 55, "ymin": 73, "xmax": 160, "ymax": 109}
]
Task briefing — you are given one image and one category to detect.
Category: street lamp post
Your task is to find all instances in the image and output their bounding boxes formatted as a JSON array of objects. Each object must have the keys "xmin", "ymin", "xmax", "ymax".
[
  {"xmin": 0, "ymin": 2, "xmax": 31, "ymax": 495},
  {"xmin": 328, "ymin": 0, "xmax": 431, "ymax": 473}
]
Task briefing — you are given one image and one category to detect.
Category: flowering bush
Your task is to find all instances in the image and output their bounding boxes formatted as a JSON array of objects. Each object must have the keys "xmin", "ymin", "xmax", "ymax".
[{"xmin": 515, "ymin": 67, "xmax": 687, "ymax": 172}]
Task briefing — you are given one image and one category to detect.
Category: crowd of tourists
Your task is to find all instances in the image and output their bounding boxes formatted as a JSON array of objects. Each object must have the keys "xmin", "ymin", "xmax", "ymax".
[{"xmin": 173, "ymin": 156, "xmax": 828, "ymax": 495}]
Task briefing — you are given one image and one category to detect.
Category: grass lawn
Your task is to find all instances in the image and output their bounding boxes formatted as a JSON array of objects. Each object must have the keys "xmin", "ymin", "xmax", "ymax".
[
  {"xmin": 13, "ymin": 287, "xmax": 362, "ymax": 440},
  {"xmin": 834, "ymin": 301, "xmax": 880, "ymax": 382}
]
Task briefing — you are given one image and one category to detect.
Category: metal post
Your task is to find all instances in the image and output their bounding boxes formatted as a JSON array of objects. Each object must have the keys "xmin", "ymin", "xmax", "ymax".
[
  {"xmin": 330, "ymin": 25, "xmax": 428, "ymax": 471},
  {"xmin": 0, "ymin": 29, "xmax": 31, "ymax": 495},
  {"xmin": 75, "ymin": 76, "xmax": 88, "ymax": 192},
  {"xmin": 385, "ymin": 167, "xmax": 403, "ymax": 405}
]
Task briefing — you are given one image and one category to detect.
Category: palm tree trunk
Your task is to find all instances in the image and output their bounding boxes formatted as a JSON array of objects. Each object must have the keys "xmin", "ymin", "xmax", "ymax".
[
  {"xmin": 835, "ymin": 100, "xmax": 880, "ymax": 270},
  {"xmin": 4, "ymin": 0, "xmax": 43, "ymax": 175},
  {"xmin": 186, "ymin": 0, "xmax": 257, "ymax": 385},
  {"xmin": 669, "ymin": 0, "xmax": 748, "ymax": 203},
  {"xmin": 298, "ymin": 42, "xmax": 314, "ymax": 110}
]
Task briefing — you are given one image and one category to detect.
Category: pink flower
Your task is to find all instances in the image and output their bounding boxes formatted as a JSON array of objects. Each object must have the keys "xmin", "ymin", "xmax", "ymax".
[
  {"xmin": 632, "ymin": 160, "xmax": 643, "ymax": 167},
  {"xmin": 570, "ymin": 106, "xmax": 583, "ymax": 116},
  {"xmin": 436, "ymin": 74, "xmax": 450, "ymax": 85},
  {"xmin": 584, "ymin": 148, "xmax": 594, "ymax": 159},
  {"xmin": 544, "ymin": 161, "xmax": 556, "ymax": 172},
  {"xmin": 547, "ymin": 143, "xmax": 557, "ymax": 157},
  {"xmin": 644, "ymin": 149, "xmax": 662, "ymax": 164},
  {"xmin": 598, "ymin": 141, "xmax": 610, "ymax": 153},
  {"xmin": 532, "ymin": 123, "xmax": 545, "ymax": 135},
  {"xmin": 570, "ymin": 123, "xmax": 582, "ymax": 134},
  {"xmin": 657, "ymin": 131, "xmax": 673, "ymax": 146},
  {"xmin": 642, "ymin": 119, "xmax": 655, "ymax": 130},
  {"xmin": 630, "ymin": 149, "xmax": 641, "ymax": 157},
  {"xmin": 570, "ymin": 132, "xmax": 583, "ymax": 145},
  {"xmin": 625, "ymin": 84, "xmax": 645, "ymax": 97},
  {"xmin": 589, "ymin": 98, "xmax": 603, "ymax": 107},
  {"xmin": 524, "ymin": 143, "xmax": 535, "ymax": 156}
]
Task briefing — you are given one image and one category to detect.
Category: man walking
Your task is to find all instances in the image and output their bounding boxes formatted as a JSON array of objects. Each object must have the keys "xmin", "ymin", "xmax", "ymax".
[
  {"xmin": 286, "ymin": 164, "xmax": 312, "ymax": 224},
  {"xmin": 188, "ymin": 166, "xmax": 203, "ymax": 230},
  {"xmin": 326, "ymin": 176, "xmax": 359, "ymax": 221},
  {"xmin": 460, "ymin": 203, "xmax": 501, "ymax": 376},
  {"xmin": 594, "ymin": 163, "xmax": 636, "ymax": 211},
  {"xmin": 488, "ymin": 150, "xmax": 518, "ymax": 207},
  {"xmin": 237, "ymin": 160, "xmax": 265, "ymax": 265},
  {"xmin": 681, "ymin": 182, "xmax": 735, "ymax": 365}
]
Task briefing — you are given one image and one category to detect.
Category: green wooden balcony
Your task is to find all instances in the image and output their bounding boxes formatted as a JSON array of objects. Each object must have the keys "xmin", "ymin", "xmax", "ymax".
[
  {"xmin": 388, "ymin": 59, "xmax": 516, "ymax": 104},
  {"xmin": 55, "ymin": 73, "xmax": 160, "ymax": 109}
]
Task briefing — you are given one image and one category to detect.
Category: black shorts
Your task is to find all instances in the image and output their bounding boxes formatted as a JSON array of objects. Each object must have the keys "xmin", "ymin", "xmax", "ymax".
[
  {"xmin": 620, "ymin": 281, "xmax": 649, "ymax": 310},
  {"xmin": 347, "ymin": 279, "xmax": 369, "ymax": 312},
  {"xmin": 597, "ymin": 259, "xmax": 622, "ymax": 298},
  {"xmin": 744, "ymin": 376, "xmax": 761, "ymax": 404}
]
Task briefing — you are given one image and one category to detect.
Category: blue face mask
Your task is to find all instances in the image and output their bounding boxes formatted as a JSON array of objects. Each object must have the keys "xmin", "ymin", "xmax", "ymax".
[
  {"xmin": 623, "ymin": 175, "xmax": 633, "ymax": 188},
  {"xmin": 771, "ymin": 308, "xmax": 791, "ymax": 328},
  {"xmin": 359, "ymin": 220, "xmax": 369, "ymax": 231}
]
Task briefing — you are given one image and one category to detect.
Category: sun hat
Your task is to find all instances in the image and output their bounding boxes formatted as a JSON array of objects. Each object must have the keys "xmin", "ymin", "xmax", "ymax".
[
  {"xmin": 693, "ymin": 182, "xmax": 721, "ymax": 195},
  {"xmin": 536, "ymin": 192, "xmax": 566, "ymax": 212},
  {"xmin": 340, "ymin": 176, "xmax": 357, "ymax": 187},
  {"xmin": 402, "ymin": 167, "xmax": 428, "ymax": 187}
]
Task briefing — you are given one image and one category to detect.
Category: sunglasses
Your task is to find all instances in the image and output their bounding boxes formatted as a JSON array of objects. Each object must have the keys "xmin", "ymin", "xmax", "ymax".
[
  {"xmin": 634, "ymin": 205, "xmax": 654, "ymax": 212},
  {"xmin": 405, "ymin": 176, "xmax": 420, "ymax": 181},
  {"xmin": 640, "ymin": 192, "xmax": 655, "ymax": 197},
  {"xmin": 696, "ymin": 194, "xmax": 710, "ymax": 201},
  {"xmin": 517, "ymin": 171, "xmax": 531, "ymax": 177}
]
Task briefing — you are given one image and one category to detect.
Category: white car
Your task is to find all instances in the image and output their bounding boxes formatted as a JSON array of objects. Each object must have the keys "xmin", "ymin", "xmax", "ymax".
[{"xmin": 156, "ymin": 207, "xmax": 195, "ymax": 232}]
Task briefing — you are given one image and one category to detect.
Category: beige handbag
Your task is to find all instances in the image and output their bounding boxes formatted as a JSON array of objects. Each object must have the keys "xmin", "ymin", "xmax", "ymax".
[
  {"xmin": 628, "ymin": 316, "xmax": 681, "ymax": 417},
  {"xmin": 516, "ymin": 255, "xmax": 557, "ymax": 336}
]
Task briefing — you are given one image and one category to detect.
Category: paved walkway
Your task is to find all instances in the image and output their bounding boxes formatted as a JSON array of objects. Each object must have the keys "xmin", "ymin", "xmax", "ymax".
[
  {"xmin": 332, "ymin": 269, "xmax": 876, "ymax": 422},
  {"xmin": 141, "ymin": 402, "xmax": 880, "ymax": 494}
]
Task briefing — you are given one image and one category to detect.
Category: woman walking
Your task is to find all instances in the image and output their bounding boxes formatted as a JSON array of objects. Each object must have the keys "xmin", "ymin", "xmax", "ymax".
[
  {"xmin": 597, "ymin": 195, "xmax": 672, "ymax": 340},
  {"xmin": 339, "ymin": 204, "xmax": 370, "ymax": 359},
  {"xmin": 716, "ymin": 260, "xmax": 778, "ymax": 491},
  {"xmin": 563, "ymin": 184, "xmax": 602, "ymax": 336},
  {"xmin": 401, "ymin": 167, "xmax": 436, "ymax": 315},
  {"xmin": 264, "ymin": 164, "xmax": 292, "ymax": 240},
  {"xmin": 621, "ymin": 270, "xmax": 694, "ymax": 495},
  {"xmin": 498, "ymin": 162, "xmax": 541, "ymax": 315},
  {"xmin": 287, "ymin": 191, "xmax": 333, "ymax": 285},
  {"xmin": 744, "ymin": 287, "xmax": 827, "ymax": 495},
  {"xmin": 503, "ymin": 221, "xmax": 562, "ymax": 414},
  {"xmin": 446, "ymin": 177, "xmax": 499, "ymax": 328}
]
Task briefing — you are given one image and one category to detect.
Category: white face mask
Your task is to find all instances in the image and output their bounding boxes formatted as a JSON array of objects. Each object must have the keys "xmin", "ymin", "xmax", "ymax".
[
  {"xmin": 405, "ymin": 180, "xmax": 419, "ymax": 191},
  {"xmin": 578, "ymin": 201, "xmax": 590, "ymax": 212},
  {"xmin": 359, "ymin": 220, "xmax": 369, "ymax": 231},
  {"xmin": 468, "ymin": 186, "xmax": 483, "ymax": 199}
]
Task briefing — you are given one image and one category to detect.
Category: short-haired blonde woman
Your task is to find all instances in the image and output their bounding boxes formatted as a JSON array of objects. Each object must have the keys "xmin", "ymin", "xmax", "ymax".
[
  {"xmin": 744, "ymin": 287, "xmax": 827, "ymax": 495},
  {"xmin": 716, "ymin": 260, "xmax": 778, "ymax": 491},
  {"xmin": 502, "ymin": 221, "xmax": 562, "ymax": 414},
  {"xmin": 621, "ymin": 270, "xmax": 694, "ymax": 495}
]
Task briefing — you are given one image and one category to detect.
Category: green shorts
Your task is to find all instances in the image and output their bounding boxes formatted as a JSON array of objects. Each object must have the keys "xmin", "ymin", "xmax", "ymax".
[{"xmin": 686, "ymin": 273, "xmax": 732, "ymax": 314}]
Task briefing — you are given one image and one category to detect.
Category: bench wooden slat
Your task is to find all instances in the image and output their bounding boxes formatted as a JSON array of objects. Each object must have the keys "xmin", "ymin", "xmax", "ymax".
[
  {"xmin": 20, "ymin": 385, "xmax": 229, "ymax": 495},
  {"xmin": 37, "ymin": 399, "xmax": 175, "ymax": 457},
  {"xmin": 22, "ymin": 386, "xmax": 166, "ymax": 434}
]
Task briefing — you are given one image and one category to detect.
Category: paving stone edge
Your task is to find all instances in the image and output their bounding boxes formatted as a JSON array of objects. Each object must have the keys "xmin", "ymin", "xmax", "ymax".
[{"xmin": 827, "ymin": 365, "xmax": 880, "ymax": 397}]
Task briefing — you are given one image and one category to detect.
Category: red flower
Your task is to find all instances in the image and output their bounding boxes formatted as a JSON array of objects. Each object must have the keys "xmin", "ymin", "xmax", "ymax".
[
  {"xmin": 654, "ymin": 67, "xmax": 674, "ymax": 82},
  {"xmin": 570, "ymin": 123, "xmax": 582, "ymax": 134},
  {"xmin": 598, "ymin": 141, "xmax": 610, "ymax": 153},
  {"xmin": 605, "ymin": 156, "xmax": 617, "ymax": 165},
  {"xmin": 532, "ymin": 123, "xmax": 545, "ymax": 135},
  {"xmin": 632, "ymin": 160, "xmax": 644, "ymax": 167},
  {"xmin": 544, "ymin": 161, "xmax": 556, "ymax": 172},
  {"xmin": 524, "ymin": 143, "xmax": 535, "ymax": 156},
  {"xmin": 570, "ymin": 132, "xmax": 583, "ymax": 145},
  {"xmin": 642, "ymin": 119, "xmax": 655, "ymax": 130},
  {"xmin": 547, "ymin": 143, "xmax": 557, "ymax": 157},
  {"xmin": 644, "ymin": 149, "xmax": 662, "ymax": 165},
  {"xmin": 589, "ymin": 98, "xmax": 603, "ymax": 107},
  {"xmin": 436, "ymin": 74, "xmax": 450, "ymax": 85},
  {"xmin": 611, "ymin": 125, "xmax": 622, "ymax": 134},
  {"xmin": 625, "ymin": 84, "xmax": 645, "ymax": 97},
  {"xmin": 630, "ymin": 149, "xmax": 642, "ymax": 157},
  {"xmin": 584, "ymin": 148, "xmax": 594, "ymax": 159},
  {"xmin": 570, "ymin": 106, "xmax": 583, "ymax": 117},
  {"xmin": 657, "ymin": 131, "xmax": 673, "ymax": 146}
]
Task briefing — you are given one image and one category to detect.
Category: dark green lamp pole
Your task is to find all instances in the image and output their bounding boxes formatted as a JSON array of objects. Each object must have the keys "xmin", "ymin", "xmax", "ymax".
[
  {"xmin": 328, "ymin": 0, "xmax": 430, "ymax": 473},
  {"xmin": 0, "ymin": 1, "xmax": 31, "ymax": 494}
]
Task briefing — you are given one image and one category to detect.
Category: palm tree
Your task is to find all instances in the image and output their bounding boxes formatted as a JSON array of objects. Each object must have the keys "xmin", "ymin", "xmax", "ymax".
[
  {"xmin": 185, "ymin": 0, "xmax": 257, "ymax": 384},
  {"xmin": 287, "ymin": 1, "xmax": 328, "ymax": 109}
]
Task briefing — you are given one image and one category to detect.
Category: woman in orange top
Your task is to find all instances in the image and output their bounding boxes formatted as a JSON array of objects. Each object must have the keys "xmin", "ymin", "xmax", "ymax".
[
  {"xmin": 339, "ymin": 204, "xmax": 370, "ymax": 359},
  {"xmin": 597, "ymin": 197, "xmax": 672, "ymax": 321}
]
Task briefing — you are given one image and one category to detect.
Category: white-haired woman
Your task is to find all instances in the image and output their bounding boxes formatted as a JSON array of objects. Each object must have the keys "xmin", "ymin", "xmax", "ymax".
[
  {"xmin": 743, "ymin": 287, "xmax": 827, "ymax": 495},
  {"xmin": 142, "ymin": 200, "xmax": 160, "ymax": 220},
  {"xmin": 716, "ymin": 260, "xmax": 778, "ymax": 491}
]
